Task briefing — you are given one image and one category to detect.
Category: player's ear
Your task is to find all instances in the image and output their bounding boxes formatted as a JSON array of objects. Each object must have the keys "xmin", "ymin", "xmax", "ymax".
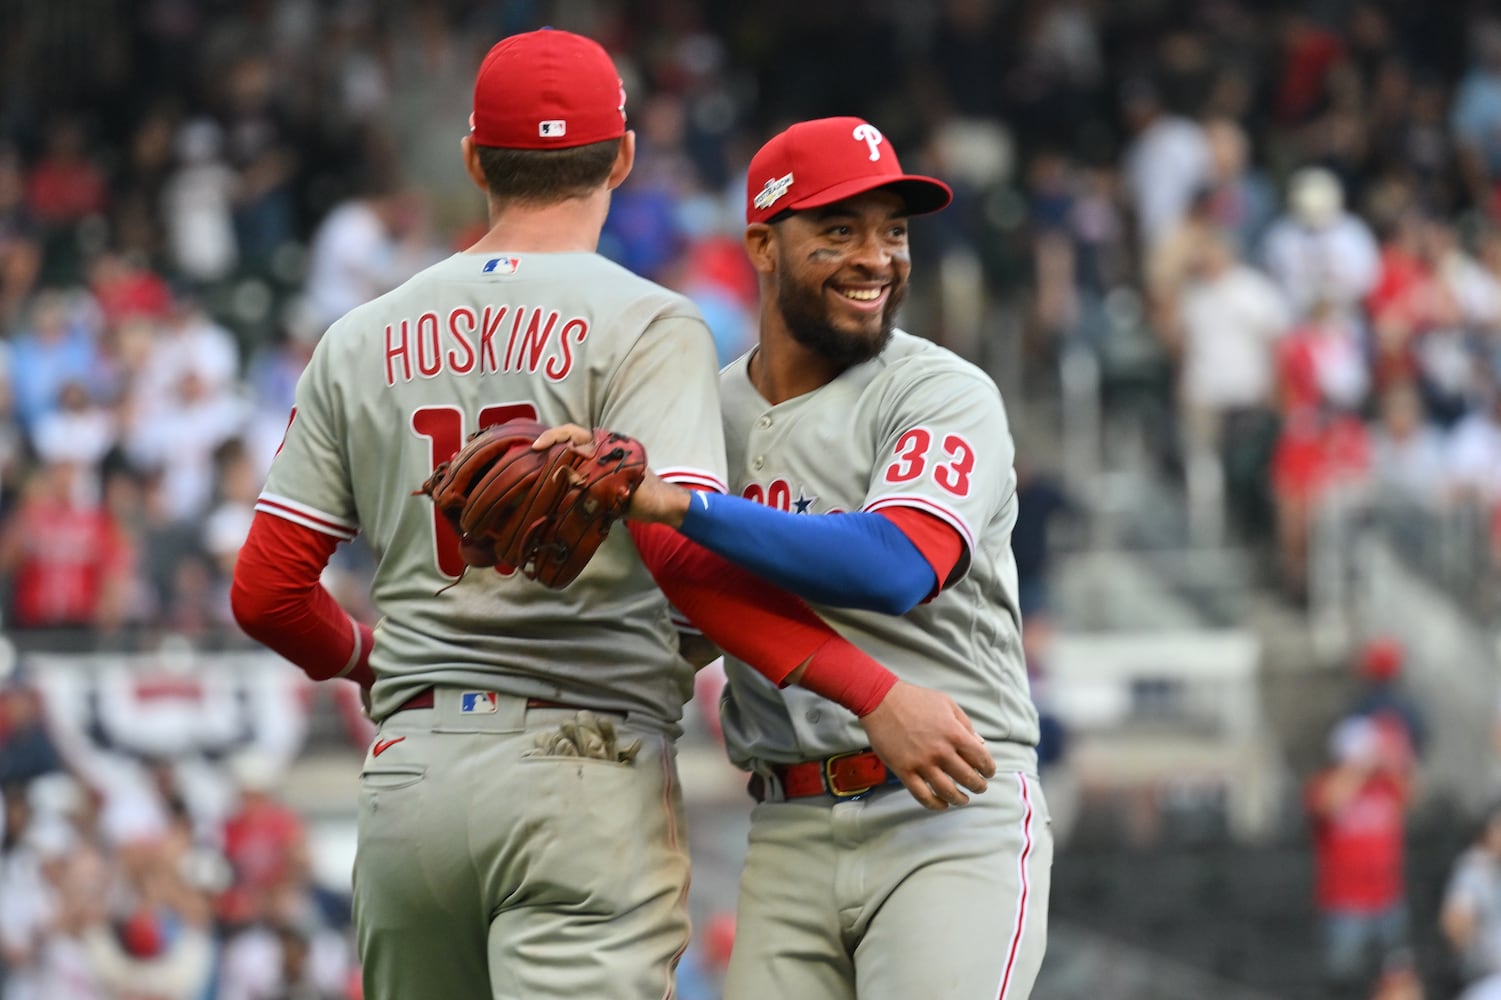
[
  {"xmin": 744, "ymin": 223, "xmax": 777, "ymax": 274},
  {"xmin": 606, "ymin": 131, "xmax": 636, "ymax": 192},
  {"xmin": 460, "ymin": 135, "xmax": 488, "ymax": 193}
]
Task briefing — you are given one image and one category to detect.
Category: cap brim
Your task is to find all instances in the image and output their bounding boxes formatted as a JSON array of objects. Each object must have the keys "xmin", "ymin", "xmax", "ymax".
[{"xmin": 786, "ymin": 174, "xmax": 953, "ymax": 218}]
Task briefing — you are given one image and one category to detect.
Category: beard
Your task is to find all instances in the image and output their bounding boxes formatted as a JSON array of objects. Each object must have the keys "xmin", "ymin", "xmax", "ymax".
[{"xmin": 777, "ymin": 273, "xmax": 906, "ymax": 370}]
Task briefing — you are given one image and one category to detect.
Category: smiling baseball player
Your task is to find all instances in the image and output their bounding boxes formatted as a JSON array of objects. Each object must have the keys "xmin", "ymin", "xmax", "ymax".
[
  {"xmin": 620, "ymin": 117, "xmax": 1054, "ymax": 999},
  {"xmin": 229, "ymin": 32, "xmax": 994, "ymax": 1000}
]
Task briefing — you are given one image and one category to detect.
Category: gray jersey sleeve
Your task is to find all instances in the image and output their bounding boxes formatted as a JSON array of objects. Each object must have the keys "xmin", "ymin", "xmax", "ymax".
[
  {"xmin": 601, "ymin": 312, "xmax": 728, "ymax": 493},
  {"xmin": 861, "ymin": 368, "xmax": 1015, "ymax": 585},
  {"xmin": 256, "ymin": 330, "xmax": 359, "ymax": 540}
]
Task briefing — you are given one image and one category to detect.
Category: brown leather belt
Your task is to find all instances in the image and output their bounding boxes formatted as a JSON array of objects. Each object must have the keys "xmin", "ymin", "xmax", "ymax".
[
  {"xmin": 753, "ymin": 749, "xmax": 903, "ymax": 801},
  {"xmin": 392, "ymin": 688, "xmax": 615, "ymax": 715}
]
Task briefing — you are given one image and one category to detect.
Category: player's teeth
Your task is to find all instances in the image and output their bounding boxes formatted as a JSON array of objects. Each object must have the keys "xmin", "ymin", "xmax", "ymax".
[{"xmin": 841, "ymin": 289, "xmax": 881, "ymax": 300}]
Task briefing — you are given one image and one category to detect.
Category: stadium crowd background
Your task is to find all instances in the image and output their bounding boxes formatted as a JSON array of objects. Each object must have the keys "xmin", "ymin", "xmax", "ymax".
[{"xmin": 3, "ymin": 0, "xmax": 1501, "ymax": 998}]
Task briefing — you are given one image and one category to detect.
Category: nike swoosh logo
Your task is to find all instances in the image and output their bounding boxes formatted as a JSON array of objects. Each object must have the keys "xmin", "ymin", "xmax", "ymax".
[{"xmin": 372, "ymin": 736, "xmax": 406, "ymax": 757}]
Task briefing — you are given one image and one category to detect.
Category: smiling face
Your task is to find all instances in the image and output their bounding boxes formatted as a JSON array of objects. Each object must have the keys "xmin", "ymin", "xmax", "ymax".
[{"xmin": 763, "ymin": 188, "xmax": 911, "ymax": 369}]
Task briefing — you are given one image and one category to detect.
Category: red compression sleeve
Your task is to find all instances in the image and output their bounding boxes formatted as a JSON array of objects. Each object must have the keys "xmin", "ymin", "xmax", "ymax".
[
  {"xmin": 230, "ymin": 510, "xmax": 375, "ymax": 688},
  {"xmin": 876, "ymin": 507, "xmax": 965, "ymax": 597},
  {"xmin": 628, "ymin": 521, "xmax": 897, "ymax": 716}
]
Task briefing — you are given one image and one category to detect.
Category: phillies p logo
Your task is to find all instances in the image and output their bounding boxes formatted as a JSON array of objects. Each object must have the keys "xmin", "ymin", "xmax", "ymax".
[{"xmin": 853, "ymin": 123, "xmax": 883, "ymax": 161}]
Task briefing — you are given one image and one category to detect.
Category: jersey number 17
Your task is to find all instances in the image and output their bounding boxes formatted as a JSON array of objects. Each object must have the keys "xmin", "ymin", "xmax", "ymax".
[{"xmin": 411, "ymin": 402, "xmax": 538, "ymax": 578}]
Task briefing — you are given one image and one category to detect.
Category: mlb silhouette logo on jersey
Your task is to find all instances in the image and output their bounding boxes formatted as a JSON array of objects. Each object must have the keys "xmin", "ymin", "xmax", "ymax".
[
  {"xmin": 461, "ymin": 691, "xmax": 499, "ymax": 714},
  {"xmin": 483, "ymin": 256, "xmax": 520, "ymax": 275}
]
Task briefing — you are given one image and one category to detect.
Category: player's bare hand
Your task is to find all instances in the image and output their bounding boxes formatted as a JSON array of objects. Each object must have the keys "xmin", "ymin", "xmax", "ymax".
[
  {"xmin": 860, "ymin": 680, "xmax": 995, "ymax": 811},
  {"xmin": 626, "ymin": 470, "xmax": 693, "ymax": 527},
  {"xmin": 531, "ymin": 423, "xmax": 594, "ymax": 451}
]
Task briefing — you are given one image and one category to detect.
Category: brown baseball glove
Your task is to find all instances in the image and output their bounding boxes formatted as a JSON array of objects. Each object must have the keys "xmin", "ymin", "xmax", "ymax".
[{"xmin": 415, "ymin": 418, "xmax": 648, "ymax": 589}]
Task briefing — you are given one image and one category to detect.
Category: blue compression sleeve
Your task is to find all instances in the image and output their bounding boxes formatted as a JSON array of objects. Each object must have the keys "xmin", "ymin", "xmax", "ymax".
[{"xmin": 677, "ymin": 491, "xmax": 935, "ymax": 615}]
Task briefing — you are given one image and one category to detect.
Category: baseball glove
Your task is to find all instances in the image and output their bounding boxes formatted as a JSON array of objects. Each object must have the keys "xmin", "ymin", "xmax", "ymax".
[
  {"xmin": 524, "ymin": 710, "xmax": 643, "ymax": 764},
  {"xmin": 415, "ymin": 418, "xmax": 648, "ymax": 589}
]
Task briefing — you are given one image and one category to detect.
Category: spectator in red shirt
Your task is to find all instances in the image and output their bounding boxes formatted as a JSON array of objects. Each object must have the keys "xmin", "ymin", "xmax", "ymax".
[
  {"xmin": 1271, "ymin": 405, "xmax": 1372, "ymax": 600},
  {"xmin": 1276, "ymin": 298, "xmax": 1371, "ymax": 417},
  {"xmin": 216, "ymin": 752, "xmax": 309, "ymax": 928},
  {"xmin": 0, "ymin": 459, "xmax": 136, "ymax": 630},
  {"xmin": 1305, "ymin": 713, "xmax": 1414, "ymax": 997},
  {"xmin": 24, "ymin": 119, "xmax": 108, "ymax": 229},
  {"xmin": 86, "ymin": 250, "xmax": 171, "ymax": 329}
]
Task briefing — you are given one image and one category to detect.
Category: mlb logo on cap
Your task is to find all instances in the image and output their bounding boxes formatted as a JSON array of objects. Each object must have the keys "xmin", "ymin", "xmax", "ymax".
[
  {"xmin": 461, "ymin": 691, "xmax": 499, "ymax": 714},
  {"xmin": 469, "ymin": 29, "xmax": 627, "ymax": 150}
]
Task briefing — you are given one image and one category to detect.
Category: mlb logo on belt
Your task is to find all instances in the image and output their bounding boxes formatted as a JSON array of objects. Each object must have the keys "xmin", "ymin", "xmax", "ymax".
[
  {"xmin": 483, "ymin": 256, "xmax": 520, "ymax": 275},
  {"xmin": 461, "ymin": 691, "xmax": 499, "ymax": 714}
]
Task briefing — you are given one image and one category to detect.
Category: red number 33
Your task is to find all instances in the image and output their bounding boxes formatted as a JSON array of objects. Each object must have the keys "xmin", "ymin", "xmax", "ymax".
[{"xmin": 883, "ymin": 428, "xmax": 975, "ymax": 498}]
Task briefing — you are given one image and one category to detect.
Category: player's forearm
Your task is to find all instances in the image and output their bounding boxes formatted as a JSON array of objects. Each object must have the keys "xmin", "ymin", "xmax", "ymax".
[
  {"xmin": 631, "ymin": 477, "xmax": 939, "ymax": 612},
  {"xmin": 675, "ymin": 491, "xmax": 936, "ymax": 614},
  {"xmin": 230, "ymin": 511, "xmax": 375, "ymax": 688},
  {"xmin": 629, "ymin": 522, "xmax": 895, "ymax": 716}
]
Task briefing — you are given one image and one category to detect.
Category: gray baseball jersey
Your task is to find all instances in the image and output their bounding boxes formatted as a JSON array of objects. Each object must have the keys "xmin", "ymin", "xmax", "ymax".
[
  {"xmin": 258, "ymin": 251, "xmax": 727, "ymax": 734},
  {"xmin": 716, "ymin": 329, "xmax": 1038, "ymax": 766}
]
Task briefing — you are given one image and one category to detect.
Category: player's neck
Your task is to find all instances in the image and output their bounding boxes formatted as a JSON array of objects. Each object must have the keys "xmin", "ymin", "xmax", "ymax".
[
  {"xmin": 466, "ymin": 193, "xmax": 610, "ymax": 254},
  {"xmin": 749, "ymin": 326, "xmax": 842, "ymax": 406}
]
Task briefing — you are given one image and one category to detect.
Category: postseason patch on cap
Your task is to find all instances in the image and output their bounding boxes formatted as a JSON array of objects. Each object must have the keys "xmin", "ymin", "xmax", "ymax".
[
  {"xmin": 538, "ymin": 119, "xmax": 566, "ymax": 138},
  {"xmin": 753, "ymin": 172, "xmax": 794, "ymax": 212}
]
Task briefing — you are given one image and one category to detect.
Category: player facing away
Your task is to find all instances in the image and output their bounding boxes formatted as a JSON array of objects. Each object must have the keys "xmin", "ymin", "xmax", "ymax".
[
  {"xmin": 230, "ymin": 31, "xmax": 995, "ymax": 1000},
  {"xmin": 618, "ymin": 117, "xmax": 1054, "ymax": 999}
]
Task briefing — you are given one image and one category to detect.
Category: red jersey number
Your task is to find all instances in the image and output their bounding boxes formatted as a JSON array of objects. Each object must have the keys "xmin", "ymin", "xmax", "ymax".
[
  {"xmin": 882, "ymin": 428, "xmax": 975, "ymax": 499},
  {"xmin": 884, "ymin": 429, "xmax": 930, "ymax": 483},
  {"xmin": 412, "ymin": 403, "xmax": 538, "ymax": 578},
  {"xmin": 934, "ymin": 434, "xmax": 975, "ymax": 497},
  {"xmin": 275, "ymin": 407, "xmax": 297, "ymax": 456}
]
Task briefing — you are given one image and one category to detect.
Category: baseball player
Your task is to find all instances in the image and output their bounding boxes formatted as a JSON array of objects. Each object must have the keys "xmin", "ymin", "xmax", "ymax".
[
  {"xmin": 229, "ymin": 32, "xmax": 993, "ymax": 1000},
  {"xmin": 617, "ymin": 117, "xmax": 1055, "ymax": 998}
]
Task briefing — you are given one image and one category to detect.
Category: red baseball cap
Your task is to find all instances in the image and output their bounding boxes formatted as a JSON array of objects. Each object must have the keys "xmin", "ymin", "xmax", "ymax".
[
  {"xmin": 745, "ymin": 117, "xmax": 952, "ymax": 225},
  {"xmin": 470, "ymin": 29, "xmax": 627, "ymax": 150}
]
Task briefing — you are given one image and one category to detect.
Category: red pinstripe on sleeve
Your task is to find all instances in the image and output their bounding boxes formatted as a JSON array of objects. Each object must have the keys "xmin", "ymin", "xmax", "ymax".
[
  {"xmin": 230, "ymin": 510, "xmax": 375, "ymax": 688},
  {"xmin": 656, "ymin": 467, "xmax": 728, "ymax": 494},
  {"xmin": 254, "ymin": 492, "xmax": 359, "ymax": 541}
]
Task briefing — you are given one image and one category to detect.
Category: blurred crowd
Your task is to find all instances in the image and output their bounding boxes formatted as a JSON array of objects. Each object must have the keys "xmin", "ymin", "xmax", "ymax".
[
  {"xmin": 4, "ymin": 0, "xmax": 1501, "ymax": 997},
  {"xmin": 1, "ymin": 683, "xmax": 360, "ymax": 1000}
]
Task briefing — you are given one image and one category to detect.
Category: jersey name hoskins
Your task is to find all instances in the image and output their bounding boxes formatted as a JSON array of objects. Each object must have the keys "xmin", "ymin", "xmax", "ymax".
[{"xmin": 384, "ymin": 306, "xmax": 589, "ymax": 386}]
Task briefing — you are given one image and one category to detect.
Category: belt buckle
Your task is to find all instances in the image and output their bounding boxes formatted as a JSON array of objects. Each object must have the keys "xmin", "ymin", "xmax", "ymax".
[{"xmin": 823, "ymin": 750, "xmax": 877, "ymax": 799}]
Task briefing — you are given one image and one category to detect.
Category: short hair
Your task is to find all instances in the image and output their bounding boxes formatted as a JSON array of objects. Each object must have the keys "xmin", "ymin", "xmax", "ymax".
[{"xmin": 475, "ymin": 138, "xmax": 621, "ymax": 204}]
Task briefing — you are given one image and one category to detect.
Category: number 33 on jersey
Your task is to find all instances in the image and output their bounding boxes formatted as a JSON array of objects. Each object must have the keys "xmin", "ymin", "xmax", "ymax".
[{"xmin": 723, "ymin": 332, "xmax": 1011, "ymax": 567}]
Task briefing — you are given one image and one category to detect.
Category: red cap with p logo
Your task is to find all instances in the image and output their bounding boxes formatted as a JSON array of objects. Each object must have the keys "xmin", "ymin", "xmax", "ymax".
[{"xmin": 745, "ymin": 117, "xmax": 952, "ymax": 225}]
